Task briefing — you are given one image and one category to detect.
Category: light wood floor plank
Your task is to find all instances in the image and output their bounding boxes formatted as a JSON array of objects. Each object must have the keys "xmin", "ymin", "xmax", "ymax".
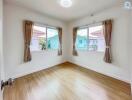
[{"xmin": 3, "ymin": 62, "xmax": 132, "ymax": 100}]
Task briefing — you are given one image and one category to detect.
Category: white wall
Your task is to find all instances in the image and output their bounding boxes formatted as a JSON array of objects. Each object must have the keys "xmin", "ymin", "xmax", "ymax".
[
  {"xmin": 68, "ymin": 6, "xmax": 131, "ymax": 83},
  {"xmin": 0, "ymin": 0, "xmax": 3, "ymax": 99},
  {"xmin": 3, "ymin": 3, "xmax": 69, "ymax": 79},
  {"xmin": 0, "ymin": 0, "xmax": 4, "ymax": 80},
  {"xmin": 130, "ymin": 11, "xmax": 132, "ymax": 93}
]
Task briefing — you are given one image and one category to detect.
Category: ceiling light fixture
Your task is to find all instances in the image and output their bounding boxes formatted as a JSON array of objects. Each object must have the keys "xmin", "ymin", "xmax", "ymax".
[
  {"xmin": 124, "ymin": 0, "xmax": 132, "ymax": 10},
  {"xmin": 60, "ymin": 0, "xmax": 72, "ymax": 8}
]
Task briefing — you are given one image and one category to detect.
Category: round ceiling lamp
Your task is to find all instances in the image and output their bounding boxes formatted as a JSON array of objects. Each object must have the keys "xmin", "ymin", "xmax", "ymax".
[
  {"xmin": 124, "ymin": 0, "xmax": 132, "ymax": 10},
  {"xmin": 60, "ymin": 0, "xmax": 72, "ymax": 8}
]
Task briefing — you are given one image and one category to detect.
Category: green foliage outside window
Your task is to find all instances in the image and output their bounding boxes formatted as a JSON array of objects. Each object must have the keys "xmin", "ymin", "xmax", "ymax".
[{"xmin": 39, "ymin": 38, "xmax": 46, "ymax": 50}]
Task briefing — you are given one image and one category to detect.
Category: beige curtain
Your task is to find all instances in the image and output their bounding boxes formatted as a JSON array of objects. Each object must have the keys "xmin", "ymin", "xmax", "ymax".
[
  {"xmin": 23, "ymin": 20, "xmax": 33, "ymax": 62},
  {"xmin": 58, "ymin": 27, "xmax": 62, "ymax": 56},
  {"xmin": 73, "ymin": 27, "xmax": 78, "ymax": 56},
  {"xmin": 103, "ymin": 20, "xmax": 113, "ymax": 63}
]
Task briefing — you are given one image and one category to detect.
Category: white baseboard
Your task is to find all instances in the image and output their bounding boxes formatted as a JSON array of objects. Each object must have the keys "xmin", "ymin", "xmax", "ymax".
[
  {"xmin": 9, "ymin": 60, "xmax": 130, "ymax": 85},
  {"xmin": 68, "ymin": 61, "xmax": 130, "ymax": 84},
  {"xmin": 12, "ymin": 60, "xmax": 67, "ymax": 80}
]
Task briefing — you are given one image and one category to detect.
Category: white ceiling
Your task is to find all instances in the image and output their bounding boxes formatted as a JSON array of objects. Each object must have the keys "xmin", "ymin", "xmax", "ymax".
[{"xmin": 5, "ymin": 0, "xmax": 122, "ymax": 21}]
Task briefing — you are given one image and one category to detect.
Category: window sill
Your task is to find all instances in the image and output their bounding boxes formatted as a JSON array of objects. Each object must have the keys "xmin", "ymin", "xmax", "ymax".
[
  {"xmin": 31, "ymin": 49, "xmax": 58, "ymax": 53},
  {"xmin": 76, "ymin": 50, "xmax": 104, "ymax": 54}
]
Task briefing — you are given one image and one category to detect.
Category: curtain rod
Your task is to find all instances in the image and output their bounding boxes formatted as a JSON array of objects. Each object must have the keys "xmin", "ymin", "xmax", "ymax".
[
  {"xmin": 34, "ymin": 21, "xmax": 60, "ymax": 29},
  {"xmin": 77, "ymin": 19, "xmax": 112, "ymax": 29},
  {"xmin": 77, "ymin": 20, "xmax": 103, "ymax": 29}
]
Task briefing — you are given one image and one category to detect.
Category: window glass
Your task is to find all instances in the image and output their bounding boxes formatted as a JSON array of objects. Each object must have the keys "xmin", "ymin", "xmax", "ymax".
[
  {"xmin": 76, "ymin": 28, "xmax": 88, "ymax": 50},
  {"xmin": 30, "ymin": 25, "xmax": 59, "ymax": 51},
  {"xmin": 30, "ymin": 25, "xmax": 46, "ymax": 51},
  {"xmin": 47, "ymin": 28, "xmax": 59, "ymax": 49},
  {"xmin": 76, "ymin": 25, "xmax": 105, "ymax": 52},
  {"xmin": 89, "ymin": 25, "xmax": 105, "ymax": 52}
]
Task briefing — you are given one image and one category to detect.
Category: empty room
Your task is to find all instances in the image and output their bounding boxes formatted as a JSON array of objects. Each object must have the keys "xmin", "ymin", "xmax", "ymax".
[{"xmin": 0, "ymin": 0, "xmax": 132, "ymax": 100}]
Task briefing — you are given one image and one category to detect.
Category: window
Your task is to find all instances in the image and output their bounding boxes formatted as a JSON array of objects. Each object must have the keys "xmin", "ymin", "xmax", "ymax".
[
  {"xmin": 76, "ymin": 28, "xmax": 88, "ymax": 50},
  {"xmin": 76, "ymin": 24, "xmax": 105, "ymax": 52},
  {"xmin": 47, "ymin": 28, "xmax": 59, "ymax": 49},
  {"xmin": 89, "ymin": 25, "xmax": 105, "ymax": 52},
  {"xmin": 30, "ymin": 25, "xmax": 59, "ymax": 51}
]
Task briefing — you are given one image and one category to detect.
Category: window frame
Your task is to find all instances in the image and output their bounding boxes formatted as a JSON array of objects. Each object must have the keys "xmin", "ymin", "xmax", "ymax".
[
  {"xmin": 76, "ymin": 23, "xmax": 105, "ymax": 52},
  {"xmin": 30, "ymin": 23, "xmax": 59, "ymax": 52}
]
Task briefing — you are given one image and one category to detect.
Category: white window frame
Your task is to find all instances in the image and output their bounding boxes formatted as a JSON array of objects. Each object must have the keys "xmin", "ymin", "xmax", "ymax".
[
  {"xmin": 31, "ymin": 23, "xmax": 59, "ymax": 52},
  {"xmin": 76, "ymin": 23, "xmax": 105, "ymax": 52}
]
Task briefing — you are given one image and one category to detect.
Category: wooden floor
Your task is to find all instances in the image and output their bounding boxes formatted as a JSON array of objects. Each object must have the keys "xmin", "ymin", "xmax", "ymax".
[{"xmin": 3, "ymin": 62, "xmax": 132, "ymax": 100}]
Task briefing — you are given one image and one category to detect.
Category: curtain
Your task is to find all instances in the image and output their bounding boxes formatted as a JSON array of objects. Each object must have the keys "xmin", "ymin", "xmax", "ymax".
[
  {"xmin": 103, "ymin": 20, "xmax": 113, "ymax": 63},
  {"xmin": 23, "ymin": 20, "xmax": 33, "ymax": 62},
  {"xmin": 73, "ymin": 27, "xmax": 78, "ymax": 56},
  {"xmin": 58, "ymin": 27, "xmax": 62, "ymax": 56}
]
